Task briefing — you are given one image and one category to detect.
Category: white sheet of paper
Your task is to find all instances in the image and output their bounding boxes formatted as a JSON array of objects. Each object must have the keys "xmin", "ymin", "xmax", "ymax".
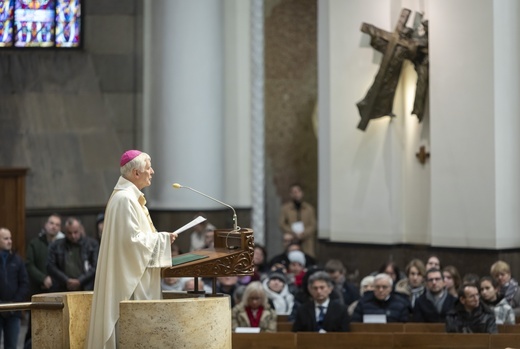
[
  {"xmin": 291, "ymin": 221, "xmax": 304, "ymax": 235},
  {"xmin": 235, "ymin": 327, "xmax": 261, "ymax": 333},
  {"xmin": 363, "ymin": 314, "xmax": 387, "ymax": 323},
  {"xmin": 172, "ymin": 216, "xmax": 207, "ymax": 235}
]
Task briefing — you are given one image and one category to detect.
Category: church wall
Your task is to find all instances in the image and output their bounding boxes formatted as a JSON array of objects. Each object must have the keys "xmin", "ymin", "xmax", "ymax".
[
  {"xmin": 0, "ymin": 0, "xmax": 143, "ymax": 213},
  {"xmin": 317, "ymin": 0, "xmax": 520, "ymax": 278}
]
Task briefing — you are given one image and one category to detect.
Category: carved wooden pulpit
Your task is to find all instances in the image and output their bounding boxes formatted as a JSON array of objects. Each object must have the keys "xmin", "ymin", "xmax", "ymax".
[{"xmin": 162, "ymin": 228, "xmax": 254, "ymax": 295}]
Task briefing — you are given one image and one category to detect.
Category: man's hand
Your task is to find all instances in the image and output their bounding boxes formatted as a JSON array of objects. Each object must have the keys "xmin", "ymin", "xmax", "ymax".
[
  {"xmin": 66, "ymin": 278, "xmax": 81, "ymax": 291},
  {"xmin": 170, "ymin": 232, "xmax": 178, "ymax": 244},
  {"xmin": 42, "ymin": 275, "xmax": 53, "ymax": 289}
]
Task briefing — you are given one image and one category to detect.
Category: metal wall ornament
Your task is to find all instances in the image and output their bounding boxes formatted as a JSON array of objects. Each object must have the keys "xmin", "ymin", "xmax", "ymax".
[{"xmin": 356, "ymin": 8, "xmax": 429, "ymax": 131}]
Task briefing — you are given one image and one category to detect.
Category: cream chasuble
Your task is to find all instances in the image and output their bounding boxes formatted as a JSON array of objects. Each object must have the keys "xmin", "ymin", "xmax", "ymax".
[{"xmin": 86, "ymin": 176, "xmax": 172, "ymax": 349}]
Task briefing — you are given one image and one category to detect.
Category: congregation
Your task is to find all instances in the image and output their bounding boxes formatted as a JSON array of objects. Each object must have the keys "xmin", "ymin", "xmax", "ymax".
[{"xmin": 1, "ymin": 182, "xmax": 520, "ymax": 347}]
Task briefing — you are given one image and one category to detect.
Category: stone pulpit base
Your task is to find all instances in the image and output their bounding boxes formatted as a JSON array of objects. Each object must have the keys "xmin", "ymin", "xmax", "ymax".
[{"xmin": 119, "ymin": 297, "xmax": 231, "ymax": 348}]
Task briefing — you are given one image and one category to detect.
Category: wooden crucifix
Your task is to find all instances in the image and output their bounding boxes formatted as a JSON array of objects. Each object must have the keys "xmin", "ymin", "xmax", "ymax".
[{"xmin": 356, "ymin": 9, "xmax": 419, "ymax": 131}]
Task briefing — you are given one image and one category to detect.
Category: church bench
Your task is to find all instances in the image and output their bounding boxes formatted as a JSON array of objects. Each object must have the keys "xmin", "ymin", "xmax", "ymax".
[
  {"xmin": 277, "ymin": 314, "xmax": 290, "ymax": 322},
  {"xmin": 497, "ymin": 324, "xmax": 520, "ymax": 333},
  {"xmin": 296, "ymin": 332, "xmax": 394, "ymax": 349},
  {"xmin": 393, "ymin": 333, "xmax": 489, "ymax": 349},
  {"xmin": 232, "ymin": 333, "xmax": 296, "ymax": 349},
  {"xmin": 277, "ymin": 321, "xmax": 294, "ymax": 332},
  {"xmin": 489, "ymin": 334, "xmax": 520, "ymax": 349},
  {"xmin": 350, "ymin": 323, "xmax": 405, "ymax": 332},
  {"xmin": 404, "ymin": 323, "xmax": 445, "ymax": 332}
]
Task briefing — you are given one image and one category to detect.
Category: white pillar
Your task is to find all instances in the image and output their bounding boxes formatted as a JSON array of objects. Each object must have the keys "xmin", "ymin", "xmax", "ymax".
[
  {"xmin": 250, "ymin": 0, "xmax": 265, "ymax": 243},
  {"xmin": 429, "ymin": 0, "xmax": 520, "ymax": 248},
  {"xmin": 143, "ymin": 0, "xmax": 225, "ymax": 210}
]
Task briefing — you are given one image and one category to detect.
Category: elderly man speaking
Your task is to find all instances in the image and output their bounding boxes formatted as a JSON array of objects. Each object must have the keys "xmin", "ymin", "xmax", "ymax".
[{"xmin": 86, "ymin": 150, "xmax": 178, "ymax": 349}]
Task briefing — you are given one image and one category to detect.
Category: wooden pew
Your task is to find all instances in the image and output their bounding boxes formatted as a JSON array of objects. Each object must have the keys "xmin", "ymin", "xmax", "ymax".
[
  {"xmin": 393, "ymin": 333, "xmax": 489, "ymax": 349},
  {"xmin": 489, "ymin": 334, "xmax": 520, "ymax": 349},
  {"xmin": 277, "ymin": 315, "xmax": 290, "ymax": 322},
  {"xmin": 350, "ymin": 323, "xmax": 405, "ymax": 332},
  {"xmin": 277, "ymin": 322, "xmax": 293, "ymax": 332},
  {"xmin": 498, "ymin": 324, "xmax": 520, "ymax": 333},
  {"xmin": 404, "ymin": 323, "xmax": 445, "ymax": 333},
  {"xmin": 232, "ymin": 333, "xmax": 296, "ymax": 349},
  {"xmin": 296, "ymin": 333, "xmax": 394, "ymax": 349}
]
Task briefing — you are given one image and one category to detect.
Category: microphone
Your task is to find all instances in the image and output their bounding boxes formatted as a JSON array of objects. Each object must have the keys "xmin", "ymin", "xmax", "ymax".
[{"xmin": 172, "ymin": 183, "xmax": 239, "ymax": 232}]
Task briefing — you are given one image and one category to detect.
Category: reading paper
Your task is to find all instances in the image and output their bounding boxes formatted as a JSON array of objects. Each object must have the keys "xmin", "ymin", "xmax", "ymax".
[{"xmin": 173, "ymin": 216, "xmax": 207, "ymax": 235}]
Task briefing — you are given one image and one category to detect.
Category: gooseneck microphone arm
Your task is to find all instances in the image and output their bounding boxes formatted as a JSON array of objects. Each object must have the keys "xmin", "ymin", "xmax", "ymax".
[{"xmin": 172, "ymin": 183, "xmax": 238, "ymax": 231}]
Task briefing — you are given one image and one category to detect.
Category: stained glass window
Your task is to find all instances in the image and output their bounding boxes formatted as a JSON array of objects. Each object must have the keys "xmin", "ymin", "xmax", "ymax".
[{"xmin": 0, "ymin": 0, "xmax": 81, "ymax": 48}]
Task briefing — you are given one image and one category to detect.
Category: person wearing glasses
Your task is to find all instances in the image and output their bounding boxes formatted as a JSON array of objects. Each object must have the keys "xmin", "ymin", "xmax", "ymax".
[
  {"xmin": 351, "ymin": 273, "xmax": 410, "ymax": 323},
  {"xmin": 412, "ymin": 268, "xmax": 457, "ymax": 322},
  {"xmin": 446, "ymin": 283, "xmax": 497, "ymax": 333}
]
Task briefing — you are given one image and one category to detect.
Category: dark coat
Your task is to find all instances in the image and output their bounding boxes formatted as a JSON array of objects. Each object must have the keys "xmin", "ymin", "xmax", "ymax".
[
  {"xmin": 0, "ymin": 251, "xmax": 29, "ymax": 318},
  {"xmin": 352, "ymin": 291, "xmax": 411, "ymax": 323},
  {"xmin": 47, "ymin": 236, "xmax": 99, "ymax": 291},
  {"xmin": 412, "ymin": 291, "xmax": 457, "ymax": 322},
  {"xmin": 445, "ymin": 301, "xmax": 497, "ymax": 333},
  {"xmin": 292, "ymin": 299, "xmax": 350, "ymax": 332}
]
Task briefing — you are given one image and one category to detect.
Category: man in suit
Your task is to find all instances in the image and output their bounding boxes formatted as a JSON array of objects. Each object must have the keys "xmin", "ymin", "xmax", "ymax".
[
  {"xmin": 292, "ymin": 271, "xmax": 350, "ymax": 332},
  {"xmin": 412, "ymin": 268, "xmax": 457, "ymax": 322}
]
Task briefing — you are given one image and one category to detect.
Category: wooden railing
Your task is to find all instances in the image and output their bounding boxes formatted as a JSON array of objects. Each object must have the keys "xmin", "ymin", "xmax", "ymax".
[{"xmin": 0, "ymin": 302, "xmax": 64, "ymax": 312}]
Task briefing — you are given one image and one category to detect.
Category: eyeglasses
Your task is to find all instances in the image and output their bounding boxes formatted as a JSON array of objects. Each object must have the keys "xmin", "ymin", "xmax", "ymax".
[{"xmin": 427, "ymin": 277, "xmax": 442, "ymax": 282}]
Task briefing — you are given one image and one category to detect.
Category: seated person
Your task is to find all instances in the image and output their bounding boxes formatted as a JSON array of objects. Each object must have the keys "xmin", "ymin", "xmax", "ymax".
[
  {"xmin": 324, "ymin": 259, "xmax": 360, "ymax": 307},
  {"xmin": 490, "ymin": 260, "xmax": 520, "ymax": 316},
  {"xmin": 412, "ymin": 268, "xmax": 457, "ymax": 322},
  {"xmin": 287, "ymin": 250, "xmax": 307, "ymax": 295},
  {"xmin": 268, "ymin": 237, "xmax": 316, "ymax": 270},
  {"xmin": 292, "ymin": 271, "xmax": 349, "ymax": 332},
  {"xmin": 232, "ymin": 281, "xmax": 277, "ymax": 332},
  {"xmin": 352, "ymin": 273, "xmax": 410, "ymax": 323},
  {"xmin": 348, "ymin": 275, "xmax": 375, "ymax": 316},
  {"xmin": 216, "ymin": 276, "xmax": 239, "ymax": 307},
  {"xmin": 446, "ymin": 283, "xmax": 497, "ymax": 333},
  {"xmin": 480, "ymin": 276, "xmax": 515, "ymax": 325},
  {"xmin": 262, "ymin": 269, "xmax": 294, "ymax": 316},
  {"xmin": 442, "ymin": 265, "xmax": 462, "ymax": 297},
  {"xmin": 395, "ymin": 258, "xmax": 426, "ymax": 307}
]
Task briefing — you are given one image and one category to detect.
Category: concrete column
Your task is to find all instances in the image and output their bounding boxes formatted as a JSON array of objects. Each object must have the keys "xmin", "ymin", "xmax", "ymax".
[{"xmin": 143, "ymin": 0, "xmax": 225, "ymax": 210}]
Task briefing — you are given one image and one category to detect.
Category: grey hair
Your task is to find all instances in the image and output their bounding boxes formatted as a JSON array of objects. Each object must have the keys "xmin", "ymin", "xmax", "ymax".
[
  {"xmin": 374, "ymin": 273, "xmax": 393, "ymax": 287},
  {"xmin": 308, "ymin": 271, "xmax": 333, "ymax": 288},
  {"xmin": 120, "ymin": 152, "xmax": 151, "ymax": 177}
]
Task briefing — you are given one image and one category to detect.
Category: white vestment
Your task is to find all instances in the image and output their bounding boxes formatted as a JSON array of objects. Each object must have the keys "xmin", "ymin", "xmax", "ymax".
[{"xmin": 85, "ymin": 176, "xmax": 172, "ymax": 349}]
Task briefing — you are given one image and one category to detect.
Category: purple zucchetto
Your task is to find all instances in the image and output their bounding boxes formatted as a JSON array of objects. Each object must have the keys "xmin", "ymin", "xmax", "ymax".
[{"xmin": 120, "ymin": 150, "xmax": 142, "ymax": 167}]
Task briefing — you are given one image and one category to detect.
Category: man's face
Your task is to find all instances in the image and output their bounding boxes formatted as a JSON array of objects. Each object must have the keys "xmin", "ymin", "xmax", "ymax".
[
  {"xmin": 0, "ymin": 229, "xmax": 12, "ymax": 251},
  {"xmin": 65, "ymin": 221, "xmax": 82, "ymax": 244},
  {"xmin": 327, "ymin": 270, "xmax": 343, "ymax": 284},
  {"xmin": 289, "ymin": 185, "xmax": 303, "ymax": 202},
  {"xmin": 408, "ymin": 266, "xmax": 423, "ymax": 288},
  {"xmin": 461, "ymin": 286, "xmax": 480, "ymax": 311},
  {"xmin": 373, "ymin": 278, "xmax": 392, "ymax": 300},
  {"xmin": 134, "ymin": 159, "xmax": 154, "ymax": 190},
  {"xmin": 426, "ymin": 271, "xmax": 444, "ymax": 294},
  {"xmin": 480, "ymin": 280, "xmax": 497, "ymax": 302},
  {"xmin": 45, "ymin": 215, "xmax": 61, "ymax": 237},
  {"xmin": 309, "ymin": 280, "xmax": 332, "ymax": 304},
  {"xmin": 426, "ymin": 257, "xmax": 440, "ymax": 270}
]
